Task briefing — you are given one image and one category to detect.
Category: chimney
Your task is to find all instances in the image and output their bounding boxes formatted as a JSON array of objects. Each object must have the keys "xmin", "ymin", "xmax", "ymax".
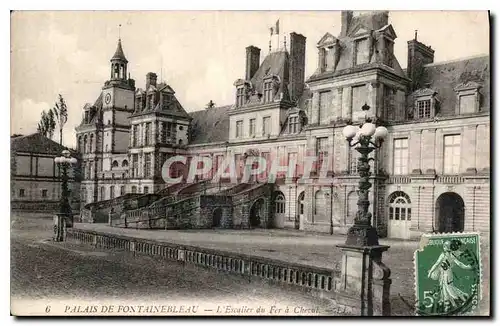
[
  {"xmin": 245, "ymin": 46, "xmax": 261, "ymax": 80},
  {"xmin": 289, "ymin": 32, "xmax": 307, "ymax": 102},
  {"xmin": 407, "ymin": 37, "xmax": 435, "ymax": 91},
  {"xmin": 341, "ymin": 11, "xmax": 353, "ymax": 37},
  {"xmin": 146, "ymin": 72, "xmax": 157, "ymax": 89}
]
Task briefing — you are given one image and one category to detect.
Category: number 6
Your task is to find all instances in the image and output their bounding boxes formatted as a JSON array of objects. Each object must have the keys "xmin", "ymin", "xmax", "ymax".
[
  {"xmin": 423, "ymin": 291, "xmax": 435, "ymax": 308},
  {"xmin": 45, "ymin": 306, "xmax": 51, "ymax": 313}
]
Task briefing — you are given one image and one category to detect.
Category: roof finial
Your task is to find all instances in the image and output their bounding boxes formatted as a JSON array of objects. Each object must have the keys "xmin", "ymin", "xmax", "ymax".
[
  {"xmin": 284, "ymin": 35, "xmax": 287, "ymax": 51},
  {"xmin": 414, "ymin": 29, "xmax": 418, "ymax": 41},
  {"xmin": 119, "ymin": 24, "xmax": 122, "ymax": 40},
  {"xmin": 269, "ymin": 39, "xmax": 272, "ymax": 53}
]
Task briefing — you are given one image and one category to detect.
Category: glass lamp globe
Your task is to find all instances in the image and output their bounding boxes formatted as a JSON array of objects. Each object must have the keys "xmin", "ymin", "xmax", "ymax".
[
  {"xmin": 54, "ymin": 157, "xmax": 62, "ymax": 164},
  {"xmin": 342, "ymin": 125, "xmax": 358, "ymax": 139},
  {"xmin": 62, "ymin": 149, "xmax": 71, "ymax": 158},
  {"xmin": 360, "ymin": 122, "xmax": 376, "ymax": 137},
  {"xmin": 373, "ymin": 126, "xmax": 388, "ymax": 140},
  {"xmin": 70, "ymin": 157, "xmax": 78, "ymax": 164}
]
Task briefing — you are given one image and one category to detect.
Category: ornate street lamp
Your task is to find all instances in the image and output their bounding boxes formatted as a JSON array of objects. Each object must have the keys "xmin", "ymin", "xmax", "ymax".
[
  {"xmin": 54, "ymin": 149, "xmax": 78, "ymax": 241},
  {"xmin": 342, "ymin": 104, "xmax": 388, "ymax": 246}
]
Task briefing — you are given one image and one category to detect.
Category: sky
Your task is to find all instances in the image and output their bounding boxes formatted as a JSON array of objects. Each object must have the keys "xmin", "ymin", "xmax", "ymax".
[{"xmin": 10, "ymin": 11, "xmax": 489, "ymax": 147}]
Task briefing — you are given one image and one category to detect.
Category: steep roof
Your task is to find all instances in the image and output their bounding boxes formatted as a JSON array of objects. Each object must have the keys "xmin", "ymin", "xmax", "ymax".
[
  {"xmin": 11, "ymin": 133, "xmax": 74, "ymax": 155},
  {"xmin": 188, "ymin": 105, "xmax": 231, "ymax": 145},
  {"xmin": 111, "ymin": 39, "xmax": 128, "ymax": 63},
  {"xmin": 421, "ymin": 55, "xmax": 490, "ymax": 116},
  {"xmin": 250, "ymin": 50, "xmax": 289, "ymax": 96}
]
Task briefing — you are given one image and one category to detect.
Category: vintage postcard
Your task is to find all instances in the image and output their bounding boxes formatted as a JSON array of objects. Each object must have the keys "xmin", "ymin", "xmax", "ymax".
[{"xmin": 10, "ymin": 10, "xmax": 491, "ymax": 317}]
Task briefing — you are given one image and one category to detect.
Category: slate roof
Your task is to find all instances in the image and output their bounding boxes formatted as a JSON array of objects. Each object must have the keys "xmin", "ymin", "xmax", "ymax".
[
  {"xmin": 188, "ymin": 105, "xmax": 232, "ymax": 145},
  {"xmin": 11, "ymin": 133, "xmax": 75, "ymax": 155},
  {"xmin": 419, "ymin": 55, "xmax": 490, "ymax": 116},
  {"xmin": 250, "ymin": 50, "xmax": 289, "ymax": 97}
]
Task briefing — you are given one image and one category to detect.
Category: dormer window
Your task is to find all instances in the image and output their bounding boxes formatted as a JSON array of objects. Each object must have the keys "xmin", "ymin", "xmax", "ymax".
[
  {"xmin": 263, "ymin": 80, "xmax": 273, "ymax": 103},
  {"xmin": 416, "ymin": 99, "xmax": 431, "ymax": 119},
  {"xmin": 412, "ymin": 87, "xmax": 439, "ymax": 120},
  {"xmin": 454, "ymin": 81, "xmax": 482, "ymax": 115},
  {"xmin": 236, "ymin": 87, "xmax": 245, "ymax": 107},
  {"xmin": 288, "ymin": 115, "xmax": 300, "ymax": 134},
  {"xmin": 354, "ymin": 38, "xmax": 369, "ymax": 65}
]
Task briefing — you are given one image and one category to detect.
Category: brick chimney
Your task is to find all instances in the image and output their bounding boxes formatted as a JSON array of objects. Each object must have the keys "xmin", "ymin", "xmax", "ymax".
[
  {"xmin": 341, "ymin": 11, "xmax": 353, "ymax": 37},
  {"xmin": 146, "ymin": 72, "xmax": 157, "ymax": 89},
  {"xmin": 407, "ymin": 32, "xmax": 435, "ymax": 91},
  {"xmin": 288, "ymin": 32, "xmax": 307, "ymax": 102},
  {"xmin": 245, "ymin": 46, "xmax": 261, "ymax": 80}
]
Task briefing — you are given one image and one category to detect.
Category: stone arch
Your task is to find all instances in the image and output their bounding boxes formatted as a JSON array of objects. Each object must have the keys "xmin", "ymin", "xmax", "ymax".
[
  {"xmin": 249, "ymin": 197, "xmax": 265, "ymax": 228},
  {"xmin": 212, "ymin": 207, "xmax": 223, "ymax": 228},
  {"xmin": 273, "ymin": 191, "xmax": 286, "ymax": 228},
  {"xmin": 122, "ymin": 160, "xmax": 129, "ymax": 168},
  {"xmin": 112, "ymin": 160, "xmax": 119, "ymax": 168},
  {"xmin": 296, "ymin": 191, "xmax": 305, "ymax": 230},
  {"xmin": 436, "ymin": 192, "xmax": 465, "ymax": 233},
  {"xmin": 386, "ymin": 191, "xmax": 412, "ymax": 239}
]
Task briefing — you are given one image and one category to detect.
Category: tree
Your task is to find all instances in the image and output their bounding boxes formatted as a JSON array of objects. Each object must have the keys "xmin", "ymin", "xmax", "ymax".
[{"xmin": 36, "ymin": 94, "xmax": 68, "ymax": 143}]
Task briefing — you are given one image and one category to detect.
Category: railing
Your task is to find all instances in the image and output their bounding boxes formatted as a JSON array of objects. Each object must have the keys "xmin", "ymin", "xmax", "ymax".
[
  {"xmin": 386, "ymin": 175, "xmax": 412, "ymax": 184},
  {"xmin": 436, "ymin": 175, "xmax": 464, "ymax": 184},
  {"xmin": 66, "ymin": 228, "xmax": 338, "ymax": 293}
]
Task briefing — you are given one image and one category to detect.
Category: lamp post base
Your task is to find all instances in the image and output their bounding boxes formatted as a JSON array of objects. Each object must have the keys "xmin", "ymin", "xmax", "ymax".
[{"xmin": 345, "ymin": 224, "xmax": 380, "ymax": 247}]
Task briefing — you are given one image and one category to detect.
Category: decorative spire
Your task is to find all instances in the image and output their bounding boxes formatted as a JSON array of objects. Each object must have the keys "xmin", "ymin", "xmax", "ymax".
[
  {"xmin": 414, "ymin": 30, "xmax": 418, "ymax": 41},
  {"xmin": 111, "ymin": 38, "xmax": 128, "ymax": 63}
]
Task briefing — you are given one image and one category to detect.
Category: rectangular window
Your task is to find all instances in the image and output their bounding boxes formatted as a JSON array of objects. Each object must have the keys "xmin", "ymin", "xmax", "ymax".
[
  {"xmin": 316, "ymin": 137, "xmax": 329, "ymax": 172},
  {"xmin": 287, "ymin": 152, "xmax": 298, "ymax": 178},
  {"xmin": 110, "ymin": 186, "xmax": 115, "ymax": 199},
  {"xmin": 236, "ymin": 87, "xmax": 245, "ymax": 107},
  {"xmin": 215, "ymin": 155, "xmax": 224, "ymax": 174},
  {"xmin": 288, "ymin": 116, "xmax": 299, "ymax": 134},
  {"xmin": 459, "ymin": 94, "xmax": 476, "ymax": 114},
  {"xmin": 349, "ymin": 148, "xmax": 359, "ymax": 174},
  {"xmin": 236, "ymin": 120, "xmax": 243, "ymax": 138},
  {"xmin": 120, "ymin": 186, "xmax": 125, "ymax": 196},
  {"xmin": 260, "ymin": 152, "xmax": 270, "ymax": 179},
  {"xmin": 355, "ymin": 38, "xmax": 369, "ymax": 65},
  {"xmin": 161, "ymin": 122, "xmax": 167, "ymax": 143},
  {"xmin": 145, "ymin": 122, "xmax": 151, "ymax": 145},
  {"xmin": 417, "ymin": 100, "xmax": 431, "ymax": 118},
  {"xmin": 262, "ymin": 116, "xmax": 271, "ymax": 136},
  {"xmin": 263, "ymin": 81, "xmax": 273, "ymax": 102},
  {"xmin": 132, "ymin": 125, "xmax": 138, "ymax": 147},
  {"xmin": 144, "ymin": 186, "xmax": 149, "ymax": 194},
  {"xmin": 318, "ymin": 91, "xmax": 331, "ymax": 124},
  {"xmin": 444, "ymin": 134, "xmax": 461, "ymax": 174},
  {"xmin": 234, "ymin": 154, "xmax": 243, "ymax": 178},
  {"xmin": 100, "ymin": 187, "xmax": 105, "ymax": 201},
  {"xmin": 249, "ymin": 118, "xmax": 256, "ymax": 137},
  {"xmin": 145, "ymin": 154, "xmax": 152, "ymax": 178},
  {"xmin": 132, "ymin": 154, "xmax": 139, "ymax": 178},
  {"xmin": 352, "ymin": 85, "xmax": 368, "ymax": 113},
  {"xmin": 19, "ymin": 189, "xmax": 25, "ymax": 197},
  {"xmin": 393, "ymin": 138, "xmax": 409, "ymax": 175},
  {"xmin": 41, "ymin": 189, "xmax": 48, "ymax": 198}
]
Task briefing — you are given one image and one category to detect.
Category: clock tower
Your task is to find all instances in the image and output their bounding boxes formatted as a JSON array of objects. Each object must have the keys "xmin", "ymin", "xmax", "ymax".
[{"xmin": 100, "ymin": 38, "xmax": 135, "ymax": 171}]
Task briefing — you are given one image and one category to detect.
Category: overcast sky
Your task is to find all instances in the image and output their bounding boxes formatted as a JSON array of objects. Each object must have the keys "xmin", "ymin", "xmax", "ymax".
[{"xmin": 10, "ymin": 11, "xmax": 489, "ymax": 147}]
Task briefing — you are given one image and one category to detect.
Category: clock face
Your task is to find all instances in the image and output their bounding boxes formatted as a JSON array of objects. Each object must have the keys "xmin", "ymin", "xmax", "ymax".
[{"xmin": 104, "ymin": 93, "xmax": 111, "ymax": 104}]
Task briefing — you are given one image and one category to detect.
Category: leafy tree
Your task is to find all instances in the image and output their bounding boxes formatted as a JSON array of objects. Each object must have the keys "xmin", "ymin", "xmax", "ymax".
[{"xmin": 36, "ymin": 94, "xmax": 68, "ymax": 143}]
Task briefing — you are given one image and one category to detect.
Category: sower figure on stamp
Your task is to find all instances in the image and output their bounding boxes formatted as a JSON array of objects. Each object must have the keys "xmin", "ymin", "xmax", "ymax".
[{"xmin": 427, "ymin": 240, "xmax": 473, "ymax": 310}]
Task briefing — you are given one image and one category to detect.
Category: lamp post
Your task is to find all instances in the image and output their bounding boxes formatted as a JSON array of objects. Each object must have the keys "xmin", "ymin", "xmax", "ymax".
[
  {"xmin": 329, "ymin": 183, "xmax": 334, "ymax": 235},
  {"xmin": 336, "ymin": 104, "xmax": 392, "ymax": 316},
  {"xmin": 341, "ymin": 104, "xmax": 388, "ymax": 246},
  {"xmin": 54, "ymin": 149, "xmax": 78, "ymax": 241}
]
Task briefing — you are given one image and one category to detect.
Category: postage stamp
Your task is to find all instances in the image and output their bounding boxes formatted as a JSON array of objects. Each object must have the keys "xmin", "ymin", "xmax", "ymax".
[{"xmin": 414, "ymin": 232, "xmax": 482, "ymax": 316}]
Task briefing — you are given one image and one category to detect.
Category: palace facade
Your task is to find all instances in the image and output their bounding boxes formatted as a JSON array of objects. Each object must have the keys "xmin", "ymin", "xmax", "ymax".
[{"xmin": 76, "ymin": 11, "xmax": 490, "ymax": 239}]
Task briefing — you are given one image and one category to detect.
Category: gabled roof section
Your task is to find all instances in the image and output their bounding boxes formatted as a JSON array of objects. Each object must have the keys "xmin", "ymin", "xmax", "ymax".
[
  {"xmin": 317, "ymin": 32, "xmax": 337, "ymax": 47},
  {"xmin": 412, "ymin": 87, "xmax": 437, "ymax": 97},
  {"xmin": 346, "ymin": 11, "xmax": 389, "ymax": 36},
  {"xmin": 111, "ymin": 39, "xmax": 128, "ymax": 63},
  {"xmin": 11, "ymin": 133, "xmax": 74, "ymax": 155},
  {"xmin": 188, "ymin": 105, "xmax": 231, "ymax": 145},
  {"xmin": 377, "ymin": 24, "xmax": 397, "ymax": 39}
]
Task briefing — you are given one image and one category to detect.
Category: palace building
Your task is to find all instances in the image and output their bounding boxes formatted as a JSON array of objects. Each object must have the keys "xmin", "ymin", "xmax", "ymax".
[{"xmin": 76, "ymin": 11, "xmax": 490, "ymax": 239}]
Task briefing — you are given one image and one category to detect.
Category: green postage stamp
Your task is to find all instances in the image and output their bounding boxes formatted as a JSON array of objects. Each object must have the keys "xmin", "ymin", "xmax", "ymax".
[{"xmin": 414, "ymin": 232, "xmax": 481, "ymax": 316}]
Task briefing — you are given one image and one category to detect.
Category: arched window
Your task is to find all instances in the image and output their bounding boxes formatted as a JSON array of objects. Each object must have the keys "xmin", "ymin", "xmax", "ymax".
[
  {"xmin": 275, "ymin": 192, "xmax": 285, "ymax": 214},
  {"xmin": 100, "ymin": 186, "xmax": 105, "ymax": 201},
  {"xmin": 388, "ymin": 191, "xmax": 412, "ymax": 222},
  {"xmin": 78, "ymin": 136, "xmax": 82, "ymax": 152},
  {"xmin": 112, "ymin": 160, "xmax": 119, "ymax": 168},
  {"xmin": 298, "ymin": 191, "xmax": 305, "ymax": 215},
  {"xmin": 314, "ymin": 190, "xmax": 324, "ymax": 215},
  {"xmin": 122, "ymin": 160, "xmax": 129, "ymax": 168}
]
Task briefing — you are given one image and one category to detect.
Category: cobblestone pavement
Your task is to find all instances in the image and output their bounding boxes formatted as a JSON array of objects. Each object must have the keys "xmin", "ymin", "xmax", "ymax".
[{"xmin": 11, "ymin": 215, "xmax": 348, "ymax": 316}]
